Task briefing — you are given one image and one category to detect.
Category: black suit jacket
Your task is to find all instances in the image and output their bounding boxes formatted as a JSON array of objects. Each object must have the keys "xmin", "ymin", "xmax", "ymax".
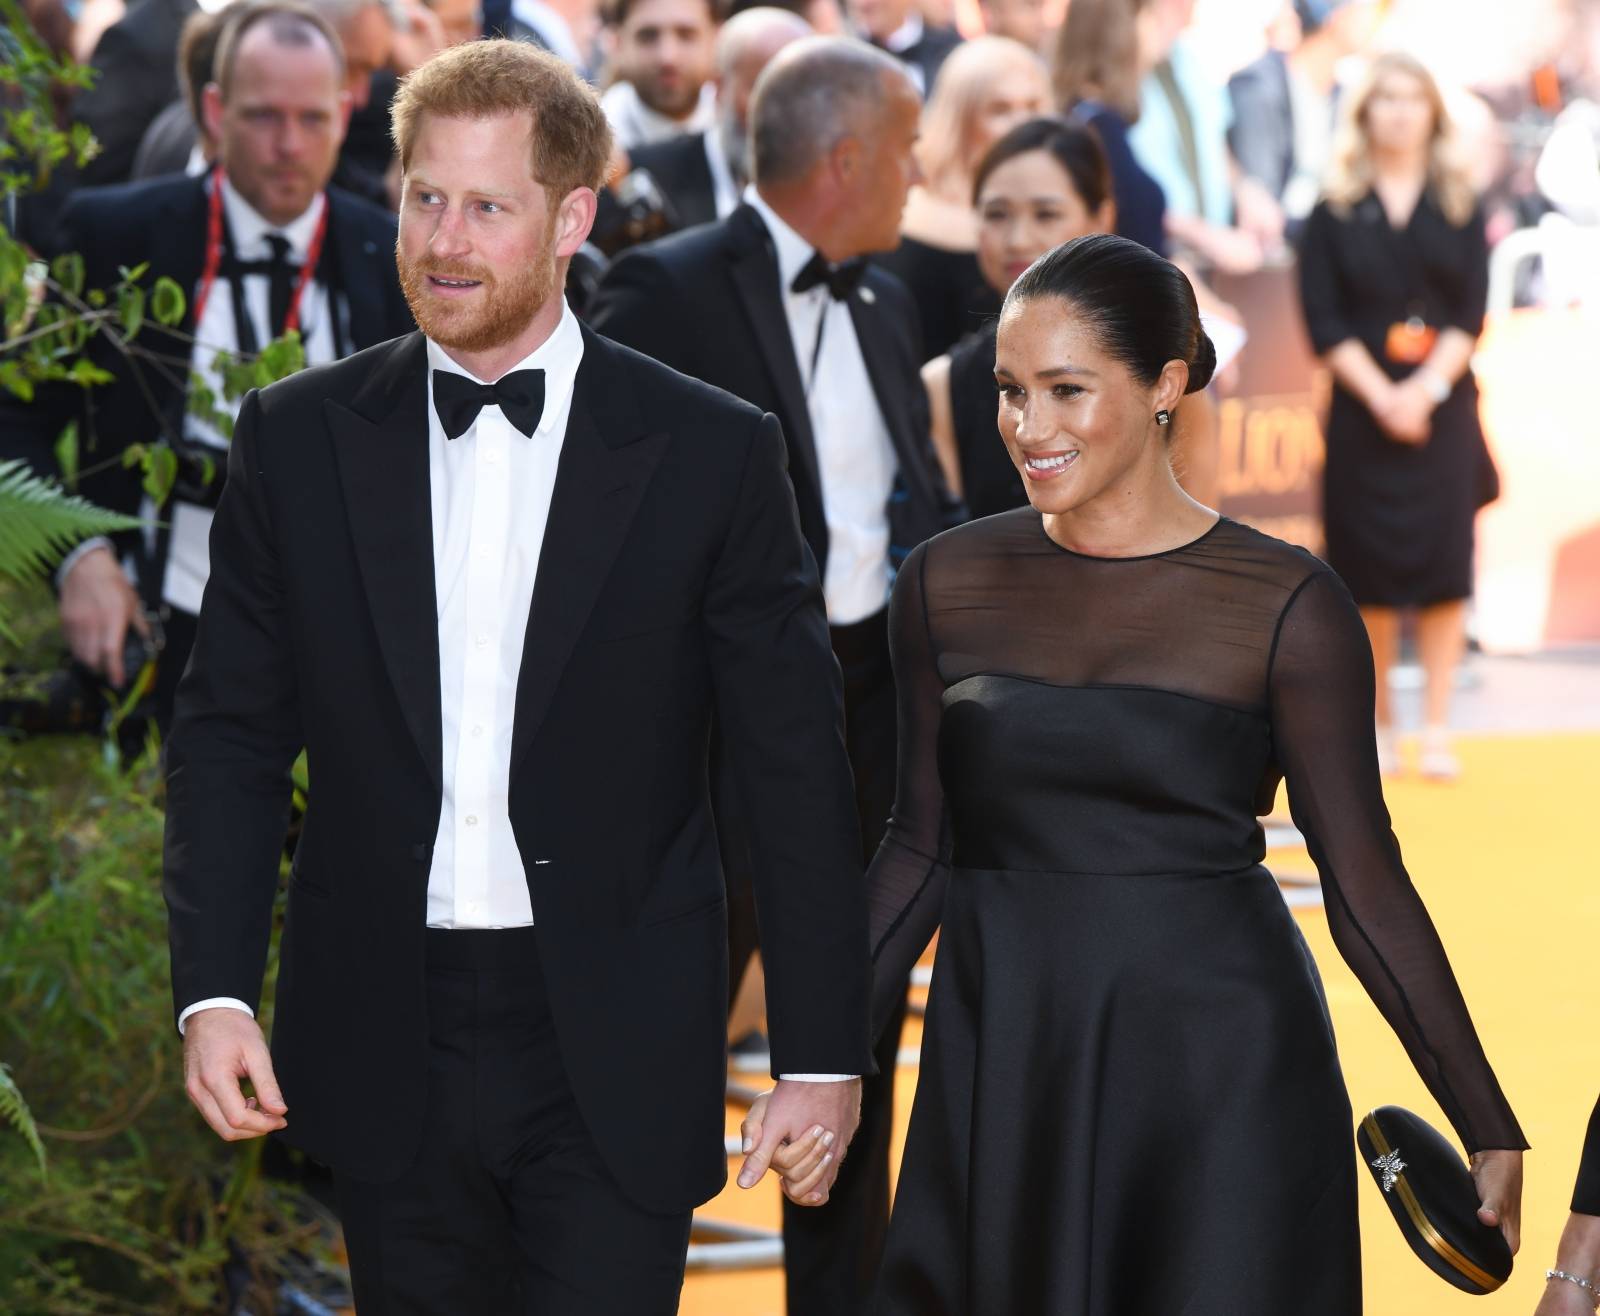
[
  {"xmin": 588, "ymin": 203, "xmax": 956, "ymax": 581},
  {"xmin": 162, "ymin": 328, "xmax": 871, "ymax": 1208},
  {"xmin": 627, "ymin": 131, "xmax": 720, "ymax": 231},
  {"xmin": 0, "ymin": 172, "xmax": 413, "ymax": 568},
  {"xmin": 76, "ymin": 0, "xmax": 198, "ymax": 187},
  {"xmin": 890, "ymin": 24, "xmax": 963, "ymax": 97}
]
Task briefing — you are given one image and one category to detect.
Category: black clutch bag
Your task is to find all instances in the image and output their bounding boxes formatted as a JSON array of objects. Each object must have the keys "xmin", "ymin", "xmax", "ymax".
[{"xmin": 1356, "ymin": 1107, "xmax": 1513, "ymax": 1295}]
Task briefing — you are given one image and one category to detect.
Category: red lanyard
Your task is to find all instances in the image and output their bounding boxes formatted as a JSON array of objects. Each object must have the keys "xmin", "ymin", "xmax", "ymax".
[{"xmin": 192, "ymin": 165, "xmax": 330, "ymax": 337}]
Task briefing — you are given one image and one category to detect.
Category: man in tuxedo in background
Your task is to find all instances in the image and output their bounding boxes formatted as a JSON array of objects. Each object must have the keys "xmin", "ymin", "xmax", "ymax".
[
  {"xmin": 599, "ymin": 0, "xmax": 719, "ymax": 150},
  {"xmin": 0, "ymin": 0, "xmax": 411, "ymax": 731},
  {"xmin": 591, "ymin": 36, "xmax": 955, "ymax": 1315},
  {"xmin": 166, "ymin": 37, "xmax": 871, "ymax": 1314},
  {"xmin": 846, "ymin": 0, "xmax": 959, "ymax": 95},
  {"xmin": 620, "ymin": 6, "xmax": 812, "ymax": 233}
]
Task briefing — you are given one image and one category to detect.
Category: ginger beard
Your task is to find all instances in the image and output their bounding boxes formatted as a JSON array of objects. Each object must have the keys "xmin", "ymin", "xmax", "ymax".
[{"xmin": 396, "ymin": 236, "xmax": 560, "ymax": 355}]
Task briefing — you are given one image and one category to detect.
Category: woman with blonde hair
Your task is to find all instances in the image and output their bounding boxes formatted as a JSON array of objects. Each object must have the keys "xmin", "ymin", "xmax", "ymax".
[
  {"xmin": 880, "ymin": 34, "xmax": 1050, "ymax": 357},
  {"xmin": 1297, "ymin": 50, "xmax": 1497, "ymax": 780}
]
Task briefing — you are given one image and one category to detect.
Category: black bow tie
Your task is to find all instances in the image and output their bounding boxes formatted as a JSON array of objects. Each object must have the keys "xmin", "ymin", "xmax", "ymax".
[
  {"xmin": 792, "ymin": 253, "xmax": 867, "ymax": 302},
  {"xmin": 433, "ymin": 368, "xmax": 546, "ymax": 440}
]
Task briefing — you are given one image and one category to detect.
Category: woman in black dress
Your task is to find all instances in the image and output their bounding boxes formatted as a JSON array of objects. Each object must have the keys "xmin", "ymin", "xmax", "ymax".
[
  {"xmin": 1536, "ymin": 1102, "xmax": 1600, "ymax": 1313},
  {"xmin": 879, "ymin": 36, "xmax": 1050, "ymax": 360},
  {"xmin": 924, "ymin": 118, "xmax": 1115, "ymax": 518},
  {"xmin": 854, "ymin": 234, "xmax": 1523, "ymax": 1313},
  {"xmin": 1297, "ymin": 51, "xmax": 1497, "ymax": 781}
]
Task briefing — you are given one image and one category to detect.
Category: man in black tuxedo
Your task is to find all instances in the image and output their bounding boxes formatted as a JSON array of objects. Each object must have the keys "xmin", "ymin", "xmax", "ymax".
[
  {"xmin": 847, "ymin": 0, "xmax": 960, "ymax": 95},
  {"xmin": 0, "ymin": 0, "xmax": 412, "ymax": 731},
  {"xmin": 619, "ymin": 6, "xmax": 811, "ymax": 234},
  {"xmin": 165, "ymin": 36, "xmax": 870, "ymax": 1314},
  {"xmin": 590, "ymin": 36, "xmax": 955, "ymax": 1315}
]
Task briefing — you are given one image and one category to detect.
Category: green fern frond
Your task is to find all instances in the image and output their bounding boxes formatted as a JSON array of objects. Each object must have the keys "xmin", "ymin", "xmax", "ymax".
[
  {"xmin": 0, "ymin": 457, "xmax": 145, "ymax": 587},
  {"xmin": 0, "ymin": 1062, "xmax": 47, "ymax": 1179}
]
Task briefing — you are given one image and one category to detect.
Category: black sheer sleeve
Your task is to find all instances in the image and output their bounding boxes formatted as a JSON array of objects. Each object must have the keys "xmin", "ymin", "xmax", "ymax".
[
  {"xmin": 1573, "ymin": 1096, "xmax": 1600, "ymax": 1214},
  {"xmin": 1296, "ymin": 202, "xmax": 1355, "ymax": 355},
  {"xmin": 865, "ymin": 542, "xmax": 952, "ymax": 1044},
  {"xmin": 1268, "ymin": 569, "xmax": 1527, "ymax": 1152}
]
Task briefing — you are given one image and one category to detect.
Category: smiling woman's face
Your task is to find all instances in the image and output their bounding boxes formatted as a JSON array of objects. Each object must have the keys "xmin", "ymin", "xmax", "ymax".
[
  {"xmin": 993, "ymin": 295, "xmax": 1177, "ymax": 516},
  {"xmin": 975, "ymin": 149, "xmax": 1109, "ymax": 298}
]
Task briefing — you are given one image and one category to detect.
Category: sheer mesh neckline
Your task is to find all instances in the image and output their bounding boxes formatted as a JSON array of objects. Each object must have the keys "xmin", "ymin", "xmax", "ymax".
[{"xmin": 1035, "ymin": 513, "xmax": 1228, "ymax": 562}]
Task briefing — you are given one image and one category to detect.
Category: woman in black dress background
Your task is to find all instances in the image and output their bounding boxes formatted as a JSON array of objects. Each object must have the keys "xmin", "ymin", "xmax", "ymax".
[
  {"xmin": 879, "ymin": 36, "xmax": 1050, "ymax": 360},
  {"xmin": 1297, "ymin": 51, "xmax": 1497, "ymax": 782},
  {"xmin": 854, "ymin": 234, "xmax": 1524, "ymax": 1313},
  {"xmin": 923, "ymin": 118, "xmax": 1115, "ymax": 518},
  {"xmin": 1535, "ymin": 1103, "xmax": 1600, "ymax": 1313}
]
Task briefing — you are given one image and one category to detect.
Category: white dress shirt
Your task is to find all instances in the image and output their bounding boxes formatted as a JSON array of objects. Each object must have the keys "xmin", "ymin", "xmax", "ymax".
[
  {"xmin": 602, "ymin": 80, "xmax": 717, "ymax": 151},
  {"xmin": 423, "ymin": 304, "xmax": 583, "ymax": 928},
  {"xmin": 743, "ymin": 188, "xmax": 897, "ymax": 627},
  {"xmin": 60, "ymin": 176, "xmax": 340, "ymax": 611}
]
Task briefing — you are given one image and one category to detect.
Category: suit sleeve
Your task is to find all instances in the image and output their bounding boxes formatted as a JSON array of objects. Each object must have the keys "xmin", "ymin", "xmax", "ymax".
[
  {"xmin": 163, "ymin": 389, "xmax": 303, "ymax": 1028},
  {"xmin": 586, "ymin": 249, "xmax": 695, "ymax": 375},
  {"xmin": 702, "ymin": 412, "xmax": 872, "ymax": 1077},
  {"xmin": 75, "ymin": 22, "xmax": 168, "ymax": 188}
]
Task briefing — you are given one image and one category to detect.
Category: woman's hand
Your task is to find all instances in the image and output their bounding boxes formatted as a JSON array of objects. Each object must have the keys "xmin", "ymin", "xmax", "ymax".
[
  {"xmin": 1373, "ymin": 378, "xmax": 1434, "ymax": 445},
  {"xmin": 1534, "ymin": 1211, "xmax": 1600, "ymax": 1315},
  {"xmin": 1470, "ymin": 1148, "xmax": 1523, "ymax": 1253}
]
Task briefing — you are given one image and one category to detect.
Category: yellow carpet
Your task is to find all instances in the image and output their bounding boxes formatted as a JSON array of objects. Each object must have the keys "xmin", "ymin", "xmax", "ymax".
[{"xmin": 682, "ymin": 731, "xmax": 1599, "ymax": 1315}]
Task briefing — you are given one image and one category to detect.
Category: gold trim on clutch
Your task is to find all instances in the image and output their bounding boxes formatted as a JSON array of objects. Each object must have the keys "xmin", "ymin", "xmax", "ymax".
[{"xmin": 1361, "ymin": 1114, "xmax": 1504, "ymax": 1294}]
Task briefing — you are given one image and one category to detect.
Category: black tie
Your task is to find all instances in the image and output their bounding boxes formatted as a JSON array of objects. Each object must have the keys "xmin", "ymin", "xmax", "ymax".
[
  {"xmin": 433, "ymin": 368, "xmax": 547, "ymax": 440},
  {"xmin": 265, "ymin": 233, "xmax": 294, "ymax": 336},
  {"xmin": 792, "ymin": 252, "xmax": 867, "ymax": 302}
]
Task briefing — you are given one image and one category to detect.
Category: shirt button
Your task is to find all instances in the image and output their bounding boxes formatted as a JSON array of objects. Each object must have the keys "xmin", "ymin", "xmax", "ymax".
[
  {"xmin": 475, "ymin": 633, "xmax": 490, "ymax": 648},
  {"xmin": 471, "ymin": 724, "xmax": 484, "ymax": 738},
  {"xmin": 464, "ymin": 814, "xmax": 479, "ymax": 827},
  {"xmin": 484, "ymin": 449, "xmax": 500, "ymax": 465}
]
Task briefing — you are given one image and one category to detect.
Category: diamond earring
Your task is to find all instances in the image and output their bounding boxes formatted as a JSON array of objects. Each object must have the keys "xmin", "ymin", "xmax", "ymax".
[{"xmin": 1155, "ymin": 409, "xmax": 1171, "ymax": 426}]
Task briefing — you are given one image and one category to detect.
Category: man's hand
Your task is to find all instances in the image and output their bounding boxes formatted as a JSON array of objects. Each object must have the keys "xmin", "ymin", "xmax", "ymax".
[
  {"xmin": 59, "ymin": 546, "xmax": 148, "ymax": 687},
  {"xmin": 737, "ymin": 1078, "xmax": 861, "ymax": 1206},
  {"xmin": 182, "ymin": 1008, "xmax": 288, "ymax": 1142}
]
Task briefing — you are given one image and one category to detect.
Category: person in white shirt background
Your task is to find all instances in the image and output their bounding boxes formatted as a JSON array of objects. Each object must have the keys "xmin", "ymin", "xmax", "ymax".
[
  {"xmin": 599, "ymin": 0, "xmax": 719, "ymax": 148},
  {"xmin": 0, "ymin": 0, "xmax": 413, "ymax": 732}
]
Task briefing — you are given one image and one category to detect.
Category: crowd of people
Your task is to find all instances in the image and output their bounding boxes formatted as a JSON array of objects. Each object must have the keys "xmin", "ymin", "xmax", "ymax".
[{"xmin": 5, "ymin": 0, "xmax": 1600, "ymax": 1312}]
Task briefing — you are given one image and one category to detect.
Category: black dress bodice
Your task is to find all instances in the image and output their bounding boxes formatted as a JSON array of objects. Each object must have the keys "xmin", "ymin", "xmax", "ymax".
[{"xmin": 868, "ymin": 509, "xmax": 1526, "ymax": 1155}]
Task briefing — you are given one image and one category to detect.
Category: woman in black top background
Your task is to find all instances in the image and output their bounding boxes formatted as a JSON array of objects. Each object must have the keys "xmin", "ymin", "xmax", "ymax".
[
  {"xmin": 923, "ymin": 118, "xmax": 1115, "ymax": 518},
  {"xmin": 878, "ymin": 36, "xmax": 1050, "ymax": 360},
  {"xmin": 1537, "ymin": 1104, "xmax": 1600, "ymax": 1314},
  {"xmin": 1297, "ymin": 51, "xmax": 1498, "ymax": 782},
  {"xmin": 925, "ymin": 116, "xmax": 1218, "ymax": 518}
]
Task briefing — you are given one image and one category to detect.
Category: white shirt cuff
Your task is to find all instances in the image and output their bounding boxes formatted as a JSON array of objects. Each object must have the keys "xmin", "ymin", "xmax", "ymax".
[
  {"xmin": 777, "ymin": 1073, "xmax": 858, "ymax": 1082},
  {"xmin": 55, "ymin": 536, "xmax": 116, "ymax": 590},
  {"xmin": 177, "ymin": 997, "xmax": 255, "ymax": 1035}
]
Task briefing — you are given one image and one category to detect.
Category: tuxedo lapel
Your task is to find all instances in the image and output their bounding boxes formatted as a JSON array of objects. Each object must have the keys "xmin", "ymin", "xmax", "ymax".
[
  {"xmin": 726, "ymin": 207, "xmax": 822, "ymax": 499},
  {"xmin": 849, "ymin": 288, "xmax": 939, "ymax": 511},
  {"xmin": 509, "ymin": 330, "xmax": 669, "ymax": 773},
  {"xmin": 324, "ymin": 333, "xmax": 443, "ymax": 792}
]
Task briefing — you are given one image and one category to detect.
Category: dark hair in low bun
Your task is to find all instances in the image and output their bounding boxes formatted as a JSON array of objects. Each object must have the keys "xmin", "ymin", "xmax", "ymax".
[
  {"xmin": 1006, "ymin": 233, "xmax": 1215, "ymax": 398},
  {"xmin": 1186, "ymin": 327, "xmax": 1216, "ymax": 394}
]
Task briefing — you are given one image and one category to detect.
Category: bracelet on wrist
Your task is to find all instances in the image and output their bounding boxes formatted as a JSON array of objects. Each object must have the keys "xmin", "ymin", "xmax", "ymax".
[
  {"xmin": 1547, "ymin": 1268, "xmax": 1600, "ymax": 1309},
  {"xmin": 1415, "ymin": 367, "xmax": 1451, "ymax": 405}
]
